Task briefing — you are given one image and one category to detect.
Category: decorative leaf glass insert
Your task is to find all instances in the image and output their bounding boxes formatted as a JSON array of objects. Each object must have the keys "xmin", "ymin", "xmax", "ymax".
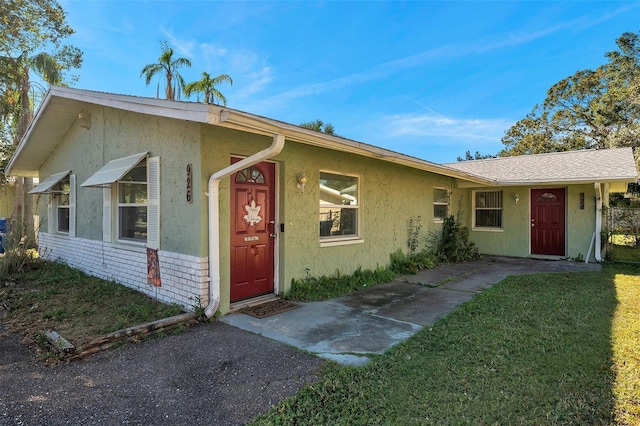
[
  {"xmin": 537, "ymin": 192, "xmax": 559, "ymax": 202},
  {"xmin": 236, "ymin": 166, "xmax": 265, "ymax": 184}
]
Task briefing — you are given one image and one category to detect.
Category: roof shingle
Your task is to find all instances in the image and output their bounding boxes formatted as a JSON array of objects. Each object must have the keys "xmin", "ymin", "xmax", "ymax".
[{"xmin": 444, "ymin": 148, "xmax": 638, "ymax": 184}]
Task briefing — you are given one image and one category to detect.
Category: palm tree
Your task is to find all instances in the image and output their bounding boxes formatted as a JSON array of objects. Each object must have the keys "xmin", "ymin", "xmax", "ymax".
[
  {"xmin": 299, "ymin": 119, "xmax": 337, "ymax": 136},
  {"xmin": 0, "ymin": 50, "xmax": 64, "ymax": 245},
  {"xmin": 184, "ymin": 71, "xmax": 233, "ymax": 106},
  {"xmin": 140, "ymin": 41, "xmax": 191, "ymax": 101}
]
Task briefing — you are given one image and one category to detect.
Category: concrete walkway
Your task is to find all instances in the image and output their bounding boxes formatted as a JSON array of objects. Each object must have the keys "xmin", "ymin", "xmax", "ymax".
[{"xmin": 221, "ymin": 256, "xmax": 601, "ymax": 366}]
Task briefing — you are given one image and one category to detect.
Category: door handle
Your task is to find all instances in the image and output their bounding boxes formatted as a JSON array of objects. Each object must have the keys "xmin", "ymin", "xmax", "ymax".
[{"xmin": 269, "ymin": 233, "xmax": 277, "ymax": 238}]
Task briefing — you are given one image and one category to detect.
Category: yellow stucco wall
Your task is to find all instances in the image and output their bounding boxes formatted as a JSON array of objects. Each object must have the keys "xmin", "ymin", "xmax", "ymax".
[
  {"xmin": 37, "ymin": 105, "xmax": 204, "ymax": 256},
  {"xmin": 452, "ymin": 184, "xmax": 598, "ymax": 261},
  {"xmin": 200, "ymin": 126, "xmax": 454, "ymax": 310},
  {"xmin": 0, "ymin": 182, "xmax": 16, "ymax": 220},
  {"xmin": 34, "ymin": 105, "xmax": 609, "ymax": 314}
]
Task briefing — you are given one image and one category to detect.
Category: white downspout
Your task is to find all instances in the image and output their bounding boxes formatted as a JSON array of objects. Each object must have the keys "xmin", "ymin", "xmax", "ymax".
[
  {"xmin": 204, "ymin": 133, "xmax": 285, "ymax": 318},
  {"xmin": 594, "ymin": 182, "xmax": 603, "ymax": 262}
]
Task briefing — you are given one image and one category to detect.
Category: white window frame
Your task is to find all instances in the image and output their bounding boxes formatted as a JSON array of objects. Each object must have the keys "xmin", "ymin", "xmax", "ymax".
[
  {"xmin": 473, "ymin": 190, "xmax": 503, "ymax": 230},
  {"xmin": 433, "ymin": 187, "xmax": 450, "ymax": 223},
  {"xmin": 319, "ymin": 171, "xmax": 362, "ymax": 246},
  {"xmin": 117, "ymin": 159, "xmax": 148, "ymax": 244},
  {"xmin": 30, "ymin": 171, "xmax": 75, "ymax": 237},
  {"xmin": 82, "ymin": 153, "xmax": 160, "ymax": 249},
  {"xmin": 53, "ymin": 175, "xmax": 71, "ymax": 234}
]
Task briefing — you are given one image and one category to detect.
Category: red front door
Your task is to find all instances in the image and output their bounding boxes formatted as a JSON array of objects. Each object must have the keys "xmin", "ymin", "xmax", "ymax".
[
  {"xmin": 531, "ymin": 188, "xmax": 566, "ymax": 256},
  {"xmin": 230, "ymin": 159, "xmax": 276, "ymax": 301}
]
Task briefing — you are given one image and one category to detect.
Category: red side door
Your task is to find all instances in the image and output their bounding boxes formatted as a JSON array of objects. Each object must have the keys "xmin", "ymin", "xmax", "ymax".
[
  {"xmin": 230, "ymin": 159, "xmax": 276, "ymax": 301},
  {"xmin": 531, "ymin": 188, "xmax": 566, "ymax": 256}
]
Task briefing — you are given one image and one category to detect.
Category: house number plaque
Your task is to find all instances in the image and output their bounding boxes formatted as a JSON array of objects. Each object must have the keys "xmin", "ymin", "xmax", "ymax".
[
  {"xmin": 244, "ymin": 236, "xmax": 259, "ymax": 242},
  {"xmin": 186, "ymin": 164, "xmax": 193, "ymax": 203}
]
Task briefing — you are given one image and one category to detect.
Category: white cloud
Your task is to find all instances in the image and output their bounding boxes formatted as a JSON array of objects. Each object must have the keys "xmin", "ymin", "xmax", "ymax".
[
  {"xmin": 234, "ymin": 67, "xmax": 273, "ymax": 101},
  {"xmin": 383, "ymin": 112, "xmax": 512, "ymax": 142}
]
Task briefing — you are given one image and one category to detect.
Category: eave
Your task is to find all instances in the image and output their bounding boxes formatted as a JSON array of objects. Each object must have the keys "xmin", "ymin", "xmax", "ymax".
[{"xmin": 6, "ymin": 86, "xmax": 496, "ymax": 186}]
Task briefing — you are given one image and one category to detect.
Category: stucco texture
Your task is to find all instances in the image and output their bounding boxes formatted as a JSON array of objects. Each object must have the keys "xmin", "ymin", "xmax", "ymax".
[
  {"xmin": 37, "ymin": 105, "xmax": 204, "ymax": 255},
  {"xmin": 201, "ymin": 127, "xmax": 455, "ymax": 309},
  {"xmin": 453, "ymin": 184, "xmax": 597, "ymax": 261}
]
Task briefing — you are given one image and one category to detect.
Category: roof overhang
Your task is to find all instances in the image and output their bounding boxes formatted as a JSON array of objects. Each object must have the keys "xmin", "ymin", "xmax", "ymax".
[
  {"xmin": 6, "ymin": 86, "xmax": 496, "ymax": 186},
  {"xmin": 5, "ymin": 87, "xmax": 210, "ymax": 177},
  {"xmin": 455, "ymin": 177, "xmax": 638, "ymax": 189},
  {"xmin": 209, "ymin": 107, "xmax": 496, "ymax": 185}
]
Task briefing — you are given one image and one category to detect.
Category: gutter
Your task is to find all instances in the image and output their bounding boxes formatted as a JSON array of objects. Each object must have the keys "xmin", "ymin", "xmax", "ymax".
[
  {"xmin": 203, "ymin": 132, "xmax": 285, "ymax": 318},
  {"xmin": 593, "ymin": 182, "xmax": 603, "ymax": 262}
]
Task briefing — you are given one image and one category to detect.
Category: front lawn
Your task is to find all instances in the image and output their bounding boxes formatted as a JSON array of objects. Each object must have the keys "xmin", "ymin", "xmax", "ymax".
[
  {"xmin": 0, "ymin": 260, "xmax": 185, "ymax": 361},
  {"xmin": 253, "ymin": 264, "xmax": 640, "ymax": 425}
]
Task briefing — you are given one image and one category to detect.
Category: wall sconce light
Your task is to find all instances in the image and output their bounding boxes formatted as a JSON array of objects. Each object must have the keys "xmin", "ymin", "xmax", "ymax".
[
  {"xmin": 296, "ymin": 174, "xmax": 308, "ymax": 193},
  {"xmin": 513, "ymin": 193, "xmax": 520, "ymax": 204},
  {"xmin": 78, "ymin": 110, "xmax": 91, "ymax": 129}
]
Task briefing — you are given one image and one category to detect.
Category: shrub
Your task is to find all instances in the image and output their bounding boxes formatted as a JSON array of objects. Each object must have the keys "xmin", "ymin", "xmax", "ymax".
[
  {"xmin": 0, "ymin": 232, "xmax": 39, "ymax": 279},
  {"xmin": 437, "ymin": 215, "xmax": 480, "ymax": 262}
]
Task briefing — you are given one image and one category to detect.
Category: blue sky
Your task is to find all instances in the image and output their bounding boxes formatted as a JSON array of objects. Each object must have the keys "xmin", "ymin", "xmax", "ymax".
[{"xmin": 58, "ymin": 1, "xmax": 639, "ymax": 163}]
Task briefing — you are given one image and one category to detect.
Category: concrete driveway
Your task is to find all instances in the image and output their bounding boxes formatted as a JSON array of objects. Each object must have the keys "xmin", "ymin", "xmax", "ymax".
[
  {"xmin": 221, "ymin": 256, "xmax": 601, "ymax": 366},
  {"xmin": 1, "ymin": 256, "xmax": 600, "ymax": 423}
]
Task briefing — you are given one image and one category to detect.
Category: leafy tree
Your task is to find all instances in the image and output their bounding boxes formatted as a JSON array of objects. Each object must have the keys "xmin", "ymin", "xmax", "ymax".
[
  {"xmin": 0, "ymin": 0, "xmax": 75, "ymax": 55},
  {"xmin": 184, "ymin": 71, "xmax": 233, "ymax": 106},
  {"xmin": 501, "ymin": 31, "xmax": 640, "ymax": 156},
  {"xmin": 299, "ymin": 119, "xmax": 337, "ymax": 136},
  {"xmin": 0, "ymin": 0, "xmax": 83, "ymax": 245},
  {"xmin": 456, "ymin": 150, "xmax": 497, "ymax": 161},
  {"xmin": 140, "ymin": 40, "xmax": 191, "ymax": 101}
]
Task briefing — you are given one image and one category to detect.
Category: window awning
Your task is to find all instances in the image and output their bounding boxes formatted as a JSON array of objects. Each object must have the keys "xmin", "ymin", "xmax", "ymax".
[
  {"xmin": 28, "ymin": 170, "xmax": 71, "ymax": 194},
  {"xmin": 81, "ymin": 152, "xmax": 147, "ymax": 188}
]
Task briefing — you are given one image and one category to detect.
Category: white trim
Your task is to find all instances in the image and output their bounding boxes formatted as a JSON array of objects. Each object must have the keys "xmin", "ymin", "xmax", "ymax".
[
  {"xmin": 47, "ymin": 194, "xmax": 55, "ymax": 234},
  {"xmin": 472, "ymin": 189, "xmax": 503, "ymax": 230},
  {"xmin": 103, "ymin": 188, "xmax": 112, "ymax": 242},
  {"xmin": 7, "ymin": 86, "xmax": 498, "ymax": 186},
  {"xmin": 81, "ymin": 152, "xmax": 148, "ymax": 187},
  {"xmin": 433, "ymin": 187, "xmax": 450, "ymax": 222},
  {"xmin": 69, "ymin": 174, "xmax": 76, "ymax": 237},
  {"xmin": 147, "ymin": 156, "xmax": 160, "ymax": 249},
  {"xmin": 319, "ymin": 170, "xmax": 360, "ymax": 241},
  {"xmin": 320, "ymin": 238, "xmax": 365, "ymax": 248}
]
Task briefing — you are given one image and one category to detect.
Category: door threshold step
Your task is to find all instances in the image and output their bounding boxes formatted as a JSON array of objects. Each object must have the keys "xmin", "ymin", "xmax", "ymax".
[{"xmin": 229, "ymin": 294, "xmax": 279, "ymax": 313}]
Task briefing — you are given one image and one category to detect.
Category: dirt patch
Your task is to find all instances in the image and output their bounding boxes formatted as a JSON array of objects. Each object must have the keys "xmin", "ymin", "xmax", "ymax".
[{"xmin": 0, "ymin": 260, "xmax": 190, "ymax": 362}]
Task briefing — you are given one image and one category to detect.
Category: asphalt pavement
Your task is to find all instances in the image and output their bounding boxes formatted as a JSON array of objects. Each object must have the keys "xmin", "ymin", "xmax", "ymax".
[{"xmin": 1, "ymin": 255, "xmax": 601, "ymax": 424}]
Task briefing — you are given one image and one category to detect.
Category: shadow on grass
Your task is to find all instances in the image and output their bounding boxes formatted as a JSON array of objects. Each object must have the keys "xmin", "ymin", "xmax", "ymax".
[
  {"xmin": 611, "ymin": 243, "xmax": 640, "ymax": 263},
  {"xmin": 253, "ymin": 266, "xmax": 633, "ymax": 425}
]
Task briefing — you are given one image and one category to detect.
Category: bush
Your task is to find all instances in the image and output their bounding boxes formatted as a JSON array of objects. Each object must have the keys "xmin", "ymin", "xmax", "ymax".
[
  {"xmin": 437, "ymin": 215, "xmax": 480, "ymax": 262},
  {"xmin": 0, "ymin": 232, "xmax": 39, "ymax": 279},
  {"xmin": 389, "ymin": 249, "xmax": 437, "ymax": 275}
]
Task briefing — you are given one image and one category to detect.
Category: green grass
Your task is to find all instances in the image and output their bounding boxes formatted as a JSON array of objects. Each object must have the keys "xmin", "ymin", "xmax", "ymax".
[
  {"xmin": 253, "ymin": 264, "xmax": 640, "ymax": 425},
  {"xmin": 0, "ymin": 260, "xmax": 184, "ymax": 355},
  {"xmin": 286, "ymin": 266, "xmax": 397, "ymax": 301},
  {"xmin": 610, "ymin": 234, "xmax": 640, "ymax": 262},
  {"xmin": 611, "ymin": 244, "xmax": 640, "ymax": 262}
]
